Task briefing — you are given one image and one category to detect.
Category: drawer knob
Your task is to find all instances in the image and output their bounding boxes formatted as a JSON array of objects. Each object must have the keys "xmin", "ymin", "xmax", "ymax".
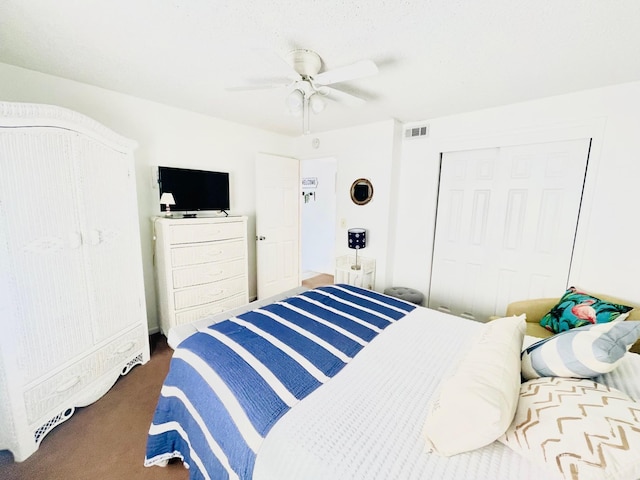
[
  {"xmin": 199, "ymin": 308, "xmax": 224, "ymax": 319},
  {"xmin": 206, "ymin": 289, "xmax": 224, "ymax": 300}
]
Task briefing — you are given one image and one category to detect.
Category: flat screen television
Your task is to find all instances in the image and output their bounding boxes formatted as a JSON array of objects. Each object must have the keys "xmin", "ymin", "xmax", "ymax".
[{"xmin": 158, "ymin": 166, "xmax": 230, "ymax": 216}]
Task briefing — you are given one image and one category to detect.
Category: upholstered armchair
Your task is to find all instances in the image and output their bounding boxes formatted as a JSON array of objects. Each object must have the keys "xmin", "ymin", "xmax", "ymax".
[{"xmin": 505, "ymin": 293, "xmax": 640, "ymax": 354}]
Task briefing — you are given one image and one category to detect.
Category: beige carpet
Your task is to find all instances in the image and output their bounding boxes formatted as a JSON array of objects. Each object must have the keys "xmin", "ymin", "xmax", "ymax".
[
  {"xmin": 0, "ymin": 335, "xmax": 189, "ymax": 480},
  {"xmin": 302, "ymin": 273, "xmax": 334, "ymax": 289}
]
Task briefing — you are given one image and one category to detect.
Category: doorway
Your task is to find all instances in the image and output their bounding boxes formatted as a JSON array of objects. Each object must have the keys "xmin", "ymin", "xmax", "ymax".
[{"xmin": 300, "ymin": 157, "xmax": 337, "ymax": 280}]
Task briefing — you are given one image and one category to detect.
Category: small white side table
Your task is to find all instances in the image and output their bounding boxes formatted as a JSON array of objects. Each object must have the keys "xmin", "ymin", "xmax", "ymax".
[{"xmin": 335, "ymin": 255, "xmax": 376, "ymax": 290}]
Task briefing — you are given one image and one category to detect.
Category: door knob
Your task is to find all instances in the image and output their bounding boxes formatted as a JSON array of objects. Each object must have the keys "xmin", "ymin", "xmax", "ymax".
[{"xmin": 257, "ymin": 236, "xmax": 266, "ymax": 241}]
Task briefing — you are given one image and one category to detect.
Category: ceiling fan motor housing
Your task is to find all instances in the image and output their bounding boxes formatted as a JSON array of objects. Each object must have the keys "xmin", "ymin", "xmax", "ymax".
[{"xmin": 287, "ymin": 49, "xmax": 322, "ymax": 78}]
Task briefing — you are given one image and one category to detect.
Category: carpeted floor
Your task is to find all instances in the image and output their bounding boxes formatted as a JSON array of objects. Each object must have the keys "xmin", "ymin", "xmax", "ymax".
[
  {"xmin": 0, "ymin": 334, "xmax": 189, "ymax": 480},
  {"xmin": 302, "ymin": 273, "xmax": 334, "ymax": 289}
]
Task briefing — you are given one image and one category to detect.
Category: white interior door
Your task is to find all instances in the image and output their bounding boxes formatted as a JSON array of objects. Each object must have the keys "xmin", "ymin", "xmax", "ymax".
[
  {"xmin": 255, "ymin": 153, "xmax": 300, "ymax": 299},
  {"xmin": 429, "ymin": 138, "xmax": 591, "ymax": 322}
]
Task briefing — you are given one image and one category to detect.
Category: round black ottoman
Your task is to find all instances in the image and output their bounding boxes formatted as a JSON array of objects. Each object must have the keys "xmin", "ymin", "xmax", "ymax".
[{"xmin": 383, "ymin": 286, "xmax": 424, "ymax": 305}]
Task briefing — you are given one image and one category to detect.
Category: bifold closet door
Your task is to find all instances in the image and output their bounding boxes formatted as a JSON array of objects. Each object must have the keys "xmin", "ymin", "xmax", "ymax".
[{"xmin": 428, "ymin": 138, "xmax": 591, "ymax": 322}]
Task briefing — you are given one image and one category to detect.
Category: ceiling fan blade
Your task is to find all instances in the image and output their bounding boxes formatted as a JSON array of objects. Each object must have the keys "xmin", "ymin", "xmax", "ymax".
[
  {"xmin": 314, "ymin": 59, "xmax": 378, "ymax": 86},
  {"xmin": 319, "ymin": 86, "xmax": 366, "ymax": 107},
  {"xmin": 225, "ymin": 78, "xmax": 292, "ymax": 91}
]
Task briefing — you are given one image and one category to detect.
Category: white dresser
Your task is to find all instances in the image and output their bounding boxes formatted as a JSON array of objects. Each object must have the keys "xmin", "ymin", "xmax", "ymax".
[
  {"xmin": 0, "ymin": 102, "xmax": 149, "ymax": 461},
  {"xmin": 153, "ymin": 216, "xmax": 250, "ymax": 335}
]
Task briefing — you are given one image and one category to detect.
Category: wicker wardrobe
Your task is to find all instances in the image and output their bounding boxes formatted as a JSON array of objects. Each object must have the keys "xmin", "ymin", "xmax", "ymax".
[{"xmin": 0, "ymin": 102, "xmax": 149, "ymax": 461}]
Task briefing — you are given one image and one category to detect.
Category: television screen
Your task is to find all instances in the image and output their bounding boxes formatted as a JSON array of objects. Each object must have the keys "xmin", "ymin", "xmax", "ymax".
[{"xmin": 158, "ymin": 166, "xmax": 230, "ymax": 213}]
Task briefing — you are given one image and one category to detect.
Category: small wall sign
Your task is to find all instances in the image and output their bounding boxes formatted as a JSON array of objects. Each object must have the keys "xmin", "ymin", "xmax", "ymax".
[{"xmin": 301, "ymin": 177, "xmax": 318, "ymax": 188}]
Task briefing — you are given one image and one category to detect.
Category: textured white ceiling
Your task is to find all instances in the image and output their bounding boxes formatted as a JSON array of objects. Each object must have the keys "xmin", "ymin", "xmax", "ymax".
[{"xmin": 1, "ymin": 0, "xmax": 640, "ymax": 136}]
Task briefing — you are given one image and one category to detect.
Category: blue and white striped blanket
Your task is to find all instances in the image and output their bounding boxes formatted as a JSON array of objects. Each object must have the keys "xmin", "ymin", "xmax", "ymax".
[{"xmin": 145, "ymin": 284, "xmax": 416, "ymax": 480}]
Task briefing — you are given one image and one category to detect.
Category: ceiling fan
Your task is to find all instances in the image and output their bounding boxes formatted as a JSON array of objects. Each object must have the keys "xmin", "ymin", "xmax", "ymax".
[{"xmin": 227, "ymin": 49, "xmax": 378, "ymax": 133}]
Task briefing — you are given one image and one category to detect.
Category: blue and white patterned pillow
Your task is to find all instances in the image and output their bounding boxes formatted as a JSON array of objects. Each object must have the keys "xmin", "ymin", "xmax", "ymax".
[{"xmin": 521, "ymin": 320, "xmax": 640, "ymax": 380}]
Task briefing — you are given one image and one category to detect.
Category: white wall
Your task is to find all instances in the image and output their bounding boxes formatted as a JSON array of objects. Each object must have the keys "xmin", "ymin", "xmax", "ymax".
[
  {"xmin": 5, "ymin": 60, "xmax": 638, "ymax": 324},
  {"xmin": 300, "ymin": 157, "xmax": 337, "ymax": 275},
  {"xmin": 293, "ymin": 120, "xmax": 401, "ymax": 290},
  {"xmin": 393, "ymin": 81, "xmax": 640, "ymax": 307},
  {"xmin": 0, "ymin": 63, "xmax": 293, "ymax": 332}
]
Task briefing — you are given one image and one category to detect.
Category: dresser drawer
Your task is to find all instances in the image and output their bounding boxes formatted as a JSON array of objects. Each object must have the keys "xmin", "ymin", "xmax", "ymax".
[
  {"xmin": 174, "ymin": 293, "xmax": 249, "ymax": 326},
  {"xmin": 174, "ymin": 276, "xmax": 247, "ymax": 310},
  {"xmin": 168, "ymin": 221, "xmax": 244, "ymax": 245},
  {"xmin": 172, "ymin": 258, "xmax": 245, "ymax": 289},
  {"xmin": 170, "ymin": 239, "xmax": 245, "ymax": 267},
  {"xmin": 23, "ymin": 326, "xmax": 146, "ymax": 425}
]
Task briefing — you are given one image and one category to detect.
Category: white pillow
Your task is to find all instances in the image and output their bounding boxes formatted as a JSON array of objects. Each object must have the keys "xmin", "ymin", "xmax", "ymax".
[
  {"xmin": 500, "ymin": 377, "xmax": 640, "ymax": 480},
  {"xmin": 423, "ymin": 314, "xmax": 525, "ymax": 456},
  {"xmin": 521, "ymin": 320, "xmax": 640, "ymax": 379}
]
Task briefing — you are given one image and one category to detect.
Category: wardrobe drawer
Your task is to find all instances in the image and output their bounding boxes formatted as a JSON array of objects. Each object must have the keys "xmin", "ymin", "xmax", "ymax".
[
  {"xmin": 174, "ymin": 276, "xmax": 247, "ymax": 310},
  {"xmin": 171, "ymin": 239, "xmax": 245, "ymax": 267},
  {"xmin": 172, "ymin": 258, "xmax": 245, "ymax": 289},
  {"xmin": 168, "ymin": 221, "xmax": 244, "ymax": 245},
  {"xmin": 23, "ymin": 326, "xmax": 146, "ymax": 425},
  {"xmin": 175, "ymin": 293, "xmax": 249, "ymax": 326}
]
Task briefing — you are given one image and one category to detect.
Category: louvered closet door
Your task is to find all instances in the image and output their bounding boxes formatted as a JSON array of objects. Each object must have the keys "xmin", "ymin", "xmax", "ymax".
[
  {"xmin": 0, "ymin": 127, "xmax": 93, "ymax": 383},
  {"xmin": 429, "ymin": 139, "xmax": 590, "ymax": 322},
  {"xmin": 74, "ymin": 135, "xmax": 146, "ymax": 343}
]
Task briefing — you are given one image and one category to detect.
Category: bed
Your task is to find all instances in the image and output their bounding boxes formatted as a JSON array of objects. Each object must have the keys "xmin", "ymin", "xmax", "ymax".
[{"xmin": 145, "ymin": 284, "xmax": 640, "ymax": 480}]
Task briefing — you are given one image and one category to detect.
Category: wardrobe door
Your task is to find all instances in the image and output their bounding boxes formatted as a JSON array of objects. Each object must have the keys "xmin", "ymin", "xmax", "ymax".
[
  {"xmin": 74, "ymin": 135, "xmax": 146, "ymax": 343},
  {"xmin": 0, "ymin": 127, "xmax": 93, "ymax": 382}
]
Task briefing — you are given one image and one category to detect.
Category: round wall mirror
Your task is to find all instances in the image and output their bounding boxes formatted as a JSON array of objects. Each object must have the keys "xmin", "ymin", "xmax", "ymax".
[{"xmin": 350, "ymin": 178, "xmax": 374, "ymax": 206}]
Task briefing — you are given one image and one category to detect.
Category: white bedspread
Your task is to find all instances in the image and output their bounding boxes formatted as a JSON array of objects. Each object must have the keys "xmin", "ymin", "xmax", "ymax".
[{"xmin": 254, "ymin": 307, "xmax": 640, "ymax": 480}]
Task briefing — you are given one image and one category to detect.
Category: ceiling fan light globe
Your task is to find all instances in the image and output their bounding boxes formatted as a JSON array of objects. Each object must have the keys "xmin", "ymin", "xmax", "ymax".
[
  {"xmin": 286, "ymin": 89, "xmax": 304, "ymax": 114},
  {"xmin": 309, "ymin": 94, "xmax": 326, "ymax": 114}
]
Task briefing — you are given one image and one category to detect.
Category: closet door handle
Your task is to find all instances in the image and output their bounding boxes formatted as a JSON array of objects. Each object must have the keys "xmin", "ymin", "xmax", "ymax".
[
  {"xmin": 89, "ymin": 230, "xmax": 101, "ymax": 246},
  {"xmin": 69, "ymin": 232, "xmax": 82, "ymax": 249}
]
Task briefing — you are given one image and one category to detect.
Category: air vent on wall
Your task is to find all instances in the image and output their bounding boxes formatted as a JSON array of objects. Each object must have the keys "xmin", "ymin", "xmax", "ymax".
[{"xmin": 404, "ymin": 124, "xmax": 429, "ymax": 139}]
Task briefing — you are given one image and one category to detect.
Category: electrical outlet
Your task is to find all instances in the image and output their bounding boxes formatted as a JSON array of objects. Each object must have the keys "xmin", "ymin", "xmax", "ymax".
[{"xmin": 340, "ymin": 218, "xmax": 347, "ymax": 228}]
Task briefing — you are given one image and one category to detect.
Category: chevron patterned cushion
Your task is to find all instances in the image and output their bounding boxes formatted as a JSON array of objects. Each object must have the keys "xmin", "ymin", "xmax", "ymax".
[
  {"xmin": 521, "ymin": 320, "xmax": 640, "ymax": 379},
  {"xmin": 500, "ymin": 377, "xmax": 640, "ymax": 480}
]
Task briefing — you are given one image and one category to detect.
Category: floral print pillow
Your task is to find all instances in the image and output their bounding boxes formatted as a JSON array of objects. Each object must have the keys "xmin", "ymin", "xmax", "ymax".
[{"xmin": 540, "ymin": 287, "xmax": 633, "ymax": 333}]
